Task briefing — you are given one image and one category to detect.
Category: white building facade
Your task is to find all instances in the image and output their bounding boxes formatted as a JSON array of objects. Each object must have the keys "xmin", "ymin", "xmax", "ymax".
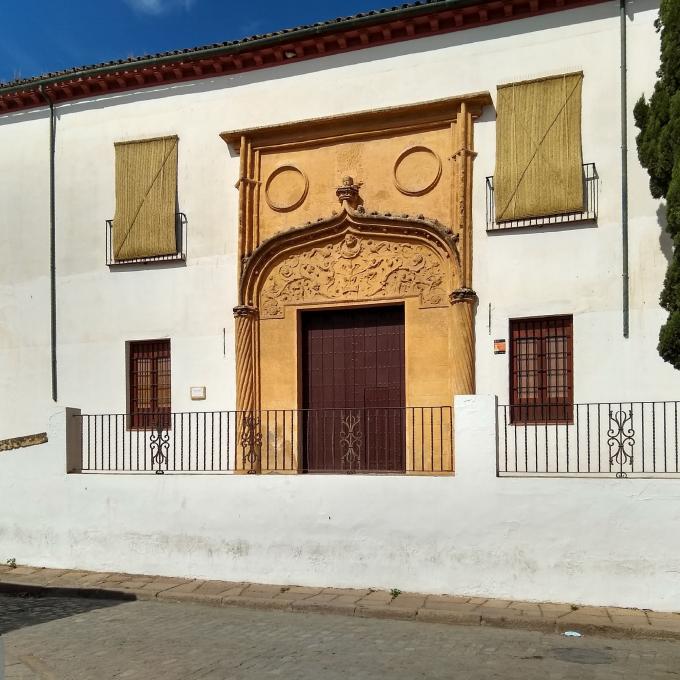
[{"xmin": 2, "ymin": 0, "xmax": 679, "ymax": 611}]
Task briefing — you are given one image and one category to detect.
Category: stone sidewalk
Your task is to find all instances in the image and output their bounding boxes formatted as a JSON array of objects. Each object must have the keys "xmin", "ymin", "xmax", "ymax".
[{"xmin": 1, "ymin": 563, "xmax": 679, "ymax": 641}]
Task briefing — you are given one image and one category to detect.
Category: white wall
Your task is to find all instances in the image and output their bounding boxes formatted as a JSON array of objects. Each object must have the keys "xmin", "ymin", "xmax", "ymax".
[
  {"xmin": 472, "ymin": 0, "xmax": 677, "ymax": 403},
  {"xmin": 1, "ymin": 0, "xmax": 679, "ymax": 612},
  {"xmin": 1, "ymin": 398, "xmax": 679, "ymax": 612},
  {"xmin": 0, "ymin": 0, "xmax": 675, "ymax": 441}
]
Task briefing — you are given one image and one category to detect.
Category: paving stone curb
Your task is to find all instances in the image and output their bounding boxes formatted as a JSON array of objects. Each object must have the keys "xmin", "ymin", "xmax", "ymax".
[{"xmin": 1, "ymin": 566, "xmax": 679, "ymax": 642}]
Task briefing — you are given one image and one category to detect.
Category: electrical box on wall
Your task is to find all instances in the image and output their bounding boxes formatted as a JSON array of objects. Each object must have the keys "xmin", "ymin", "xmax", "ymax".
[{"xmin": 190, "ymin": 386, "xmax": 206, "ymax": 400}]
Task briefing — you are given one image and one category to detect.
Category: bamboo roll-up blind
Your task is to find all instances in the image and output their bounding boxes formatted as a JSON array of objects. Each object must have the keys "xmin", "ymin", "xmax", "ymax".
[
  {"xmin": 113, "ymin": 136, "xmax": 178, "ymax": 260},
  {"xmin": 495, "ymin": 73, "xmax": 584, "ymax": 222}
]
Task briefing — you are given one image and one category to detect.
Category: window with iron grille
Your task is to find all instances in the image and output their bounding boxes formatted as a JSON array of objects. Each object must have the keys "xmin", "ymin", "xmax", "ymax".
[
  {"xmin": 128, "ymin": 340, "xmax": 171, "ymax": 429},
  {"xmin": 510, "ymin": 316, "xmax": 573, "ymax": 424}
]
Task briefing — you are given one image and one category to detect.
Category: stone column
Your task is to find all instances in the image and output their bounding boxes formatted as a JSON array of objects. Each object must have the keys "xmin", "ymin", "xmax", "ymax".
[
  {"xmin": 450, "ymin": 288, "xmax": 477, "ymax": 395},
  {"xmin": 233, "ymin": 304, "xmax": 260, "ymax": 473},
  {"xmin": 450, "ymin": 102, "xmax": 477, "ymax": 396}
]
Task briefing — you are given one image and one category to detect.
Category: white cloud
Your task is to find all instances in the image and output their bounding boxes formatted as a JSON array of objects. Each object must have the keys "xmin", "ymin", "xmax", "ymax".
[{"xmin": 124, "ymin": 0, "xmax": 197, "ymax": 15}]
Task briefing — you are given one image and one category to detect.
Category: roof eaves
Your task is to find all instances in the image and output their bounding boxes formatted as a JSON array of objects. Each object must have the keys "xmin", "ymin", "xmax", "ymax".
[{"xmin": 0, "ymin": 0, "xmax": 478, "ymax": 94}]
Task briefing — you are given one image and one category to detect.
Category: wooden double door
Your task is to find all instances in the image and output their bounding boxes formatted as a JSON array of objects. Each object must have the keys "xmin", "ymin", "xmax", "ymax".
[{"xmin": 301, "ymin": 305, "xmax": 406, "ymax": 473}]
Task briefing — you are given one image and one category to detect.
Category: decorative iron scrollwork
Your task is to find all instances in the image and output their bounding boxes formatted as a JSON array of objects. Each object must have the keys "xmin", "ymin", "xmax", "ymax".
[
  {"xmin": 150, "ymin": 427, "xmax": 170, "ymax": 474},
  {"xmin": 240, "ymin": 414, "xmax": 262, "ymax": 473},
  {"xmin": 607, "ymin": 408, "xmax": 635, "ymax": 476},
  {"xmin": 339, "ymin": 412, "xmax": 362, "ymax": 471}
]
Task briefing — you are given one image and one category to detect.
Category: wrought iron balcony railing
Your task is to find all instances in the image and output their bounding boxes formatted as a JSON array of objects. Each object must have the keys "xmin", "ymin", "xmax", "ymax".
[
  {"xmin": 497, "ymin": 401, "xmax": 680, "ymax": 477},
  {"xmin": 71, "ymin": 406, "xmax": 453, "ymax": 475},
  {"xmin": 105, "ymin": 213, "xmax": 187, "ymax": 265},
  {"xmin": 486, "ymin": 163, "xmax": 598, "ymax": 231}
]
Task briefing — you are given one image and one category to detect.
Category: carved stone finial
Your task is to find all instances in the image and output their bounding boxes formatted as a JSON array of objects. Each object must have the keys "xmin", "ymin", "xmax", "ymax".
[
  {"xmin": 449, "ymin": 287, "xmax": 478, "ymax": 305},
  {"xmin": 233, "ymin": 305, "xmax": 258, "ymax": 318},
  {"xmin": 336, "ymin": 176, "xmax": 361, "ymax": 208}
]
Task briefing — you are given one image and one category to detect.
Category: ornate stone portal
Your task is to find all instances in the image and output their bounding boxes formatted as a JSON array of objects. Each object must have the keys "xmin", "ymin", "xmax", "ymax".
[
  {"xmin": 259, "ymin": 226, "xmax": 449, "ymax": 319},
  {"xmin": 222, "ymin": 93, "xmax": 489, "ymax": 472}
]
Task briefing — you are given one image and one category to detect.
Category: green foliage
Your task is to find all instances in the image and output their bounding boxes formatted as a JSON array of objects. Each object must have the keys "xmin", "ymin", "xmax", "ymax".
[
  {"xmin": 659, "ymin": 311, "xmax": 680, "ymax": 368},
  {"xmin": 635, "ymin": 0, "xmax": 680, "ymax": 368}
]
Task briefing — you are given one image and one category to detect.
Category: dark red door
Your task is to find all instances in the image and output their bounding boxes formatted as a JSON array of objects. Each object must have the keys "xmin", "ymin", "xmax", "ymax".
[{"xmin": 301, "ymin": 305, "xmax": 406, "ymax": 473}]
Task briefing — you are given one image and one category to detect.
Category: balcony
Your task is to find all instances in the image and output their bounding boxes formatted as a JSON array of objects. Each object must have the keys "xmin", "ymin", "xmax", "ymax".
[
  {"xmin": 106, "ymin": 212, "xmax": 187, "ymax": 265},
  {"xmin": 486, "ymin": 163, "xmax": 598, "ymax": 231}
]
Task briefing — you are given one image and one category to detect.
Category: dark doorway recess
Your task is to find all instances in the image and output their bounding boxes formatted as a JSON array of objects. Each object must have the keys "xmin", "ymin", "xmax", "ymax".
[{"xmin": 301, "ymin": 305, "xmax": 406, "ymax": 473}]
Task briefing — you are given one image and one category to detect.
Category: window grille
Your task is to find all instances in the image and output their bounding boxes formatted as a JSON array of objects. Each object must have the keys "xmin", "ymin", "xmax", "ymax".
[
  {"xmin": 129, "ymin": 339, "xmax": 171, "ymax": 429},
  {"xmin": 510, "ymin": 316, "xmax": 573, "ymax": 423}
]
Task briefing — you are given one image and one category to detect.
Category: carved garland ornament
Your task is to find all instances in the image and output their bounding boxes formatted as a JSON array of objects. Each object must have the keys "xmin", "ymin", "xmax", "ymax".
[{"xmin": 259, "ymin": 232, "xmax": 447, "ymax": 319}]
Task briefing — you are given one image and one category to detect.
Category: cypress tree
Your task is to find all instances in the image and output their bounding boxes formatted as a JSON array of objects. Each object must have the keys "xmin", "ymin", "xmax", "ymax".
[{"xmin": 634, "ymin": 0, "xmax": 680, "ymax": 368}]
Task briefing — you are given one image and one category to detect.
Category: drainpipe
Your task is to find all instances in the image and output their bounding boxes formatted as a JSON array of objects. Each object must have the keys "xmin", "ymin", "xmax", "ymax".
[
  {"xmin": 620, "ymin": 0, "xmax": 629, "ymax": 338},
  {"xmin": 38, "ymin": 85, "xmax": 57, "ymax": 401}
]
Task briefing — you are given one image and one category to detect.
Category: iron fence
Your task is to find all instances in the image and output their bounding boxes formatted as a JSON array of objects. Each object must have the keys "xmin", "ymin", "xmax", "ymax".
[
  {"xmin": 497, "ymin": 402, "xmax": 680, "ymax": 477},
  {"xmin": 106, "ymin": 212, "xmax": 187, "ymax": 265},
  {"xmin": 73, "ymin": 406, "xmax": 452, "ymax": 474},
  {"xmin": 486, "ymin": 163, "xmax": 598, "ymax": 231}
]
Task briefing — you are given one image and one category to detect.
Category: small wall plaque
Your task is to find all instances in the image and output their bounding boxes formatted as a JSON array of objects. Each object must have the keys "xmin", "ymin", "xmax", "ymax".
[
  {"xmin": 190, "ymin": 386, "xmax": 206, "ymax": 400},
  {"xmin": 494, "ymin": 339, "xmax": 506, "ymax": 355}
]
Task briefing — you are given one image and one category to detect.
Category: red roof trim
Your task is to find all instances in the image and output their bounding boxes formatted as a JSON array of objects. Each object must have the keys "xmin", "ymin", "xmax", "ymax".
[{"xmin": 0, "ymin": 0, "xmax": 607, "ymax": 114}]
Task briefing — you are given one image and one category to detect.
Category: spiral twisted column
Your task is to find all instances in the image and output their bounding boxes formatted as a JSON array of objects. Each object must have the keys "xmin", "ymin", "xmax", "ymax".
[
  {"xmin": 449, "ymin": 102, "xmax": 478, "ymax": 396},
  {"xmin": 449, "ymin": 288, "xmax": 477, "ymax": 395},
  {"xmin": 233, "ymin": 304, "xmax": 260, "ymax": 472}
]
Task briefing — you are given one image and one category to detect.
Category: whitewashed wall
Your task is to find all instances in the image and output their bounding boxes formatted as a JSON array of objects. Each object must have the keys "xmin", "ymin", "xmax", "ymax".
[
  {"xmin": 0, "ymin": 0, "xmax": 675, "ymax": 440},
  {"xmin": 1, "ymin": 0, "xmax": 679, "ymax": 612},
  {"xmin": 1, "ymin": 397, "xmax": 679, "ymax": 612}
]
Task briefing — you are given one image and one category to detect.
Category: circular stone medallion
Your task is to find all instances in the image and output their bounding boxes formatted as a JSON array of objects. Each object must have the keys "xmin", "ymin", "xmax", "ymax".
[
  {"xmin": 393, "ymin": 146, "xmax": 442, "ymax": 196},
  {"xmin": 264, "ymin": 165, "xmax": 309, "ymax": 212}
]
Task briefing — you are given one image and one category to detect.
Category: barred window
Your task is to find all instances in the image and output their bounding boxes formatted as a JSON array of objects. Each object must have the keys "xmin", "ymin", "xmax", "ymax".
[
  {"xmin": 129, "ymin": 340, "xmax": 171, "ymax": 429},
  {"xmin": 510, "ymin": 316, "xmax": 573, "ymax": 423}
]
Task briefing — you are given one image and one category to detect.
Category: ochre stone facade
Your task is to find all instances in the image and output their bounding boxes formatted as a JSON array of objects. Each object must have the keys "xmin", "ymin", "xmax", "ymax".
[{"xmin": 222, "ymin": 94, "xmax": 489, "ymax": 472}]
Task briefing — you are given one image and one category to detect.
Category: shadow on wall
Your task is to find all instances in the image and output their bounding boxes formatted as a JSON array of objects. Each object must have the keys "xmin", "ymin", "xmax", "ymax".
[{"xmin": 658, "ymin": 202, "xmax": 672, "ymax": 266}]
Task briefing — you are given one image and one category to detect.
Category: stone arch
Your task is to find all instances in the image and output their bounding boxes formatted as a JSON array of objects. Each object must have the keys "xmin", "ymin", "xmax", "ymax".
[
  {"xmin": 233, "ymin": 205, "xmax": 470, "ymax": 424},
  {"xmin": 240, "ymin": 206, "xmax": 461, "ymax": 319}
]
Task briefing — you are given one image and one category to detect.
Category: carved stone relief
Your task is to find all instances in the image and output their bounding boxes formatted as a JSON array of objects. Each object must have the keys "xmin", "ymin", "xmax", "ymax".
[
  {"xmin": 264, "ymin": 164, "xmax": 309, "ymax": 212},
  {"xmin": 393, "ymin": 146, "xmax": 442, "ymax": 196},
  {"xmin": 259, "ymin": 231, "xmax": 448, "ymax": 319}
]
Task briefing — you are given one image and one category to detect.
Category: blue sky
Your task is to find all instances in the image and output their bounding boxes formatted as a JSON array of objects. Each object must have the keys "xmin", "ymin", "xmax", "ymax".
[{"xmin": 0, "ymin": 0, "xmax": 386, "ymax": 84}]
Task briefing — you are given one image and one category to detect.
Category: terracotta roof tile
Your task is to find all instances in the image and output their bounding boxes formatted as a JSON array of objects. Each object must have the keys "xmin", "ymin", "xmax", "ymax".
[{"xmin": 0, "ymin": 0, "xmax": 448, "ymax": 89}]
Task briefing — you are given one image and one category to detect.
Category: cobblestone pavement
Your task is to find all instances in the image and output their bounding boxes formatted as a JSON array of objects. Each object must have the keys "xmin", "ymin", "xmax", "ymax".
[{"xmin": 2, "ymin": 594, "xmax": 680, "ymax": 680}]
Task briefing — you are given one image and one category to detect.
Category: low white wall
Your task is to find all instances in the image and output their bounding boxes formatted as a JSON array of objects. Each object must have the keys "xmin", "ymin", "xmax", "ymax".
[{"xmin": 1, "ymin": 395, "xmax": 679, "ymax": 612}]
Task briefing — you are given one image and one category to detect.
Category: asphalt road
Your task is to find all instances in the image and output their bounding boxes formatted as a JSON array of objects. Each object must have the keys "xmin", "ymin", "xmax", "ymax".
[{"xmin": 2, "ymin": 593, "xmax": 680, "ymax": 679}]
